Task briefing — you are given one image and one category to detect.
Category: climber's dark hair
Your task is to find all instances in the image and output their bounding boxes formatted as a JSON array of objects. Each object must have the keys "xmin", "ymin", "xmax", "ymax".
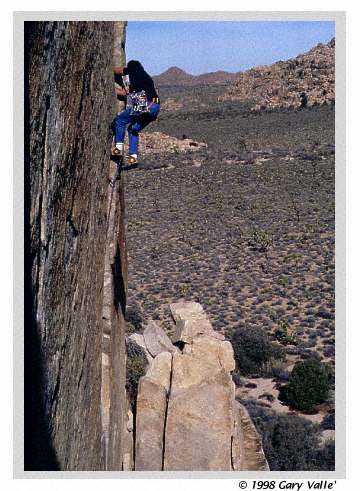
[{"xmin": 126, "ymin": 60, "xmax": 145, "ymax": 75}]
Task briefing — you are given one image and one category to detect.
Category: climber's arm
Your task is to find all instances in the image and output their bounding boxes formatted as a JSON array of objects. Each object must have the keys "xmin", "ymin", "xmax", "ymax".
[{"xmin": 115, "ymin": 86, "xmax": 128, "ymax": 97}]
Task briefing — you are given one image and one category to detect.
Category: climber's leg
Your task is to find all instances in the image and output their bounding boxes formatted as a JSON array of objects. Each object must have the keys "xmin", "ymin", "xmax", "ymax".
[
  {"xmin": 127, "ymin": 103, "xmax": 161, "ymax": 162},
  {"xmin": 112, "ymin": 109, "xmax": 132, "ymax": 156},
  {"xmin": 114, "ymin": 108, "xmax": 132, "ymax": 144},
  {"xmin": 127, "ymin": 121, "xmax": 142, "ymax": 157}
]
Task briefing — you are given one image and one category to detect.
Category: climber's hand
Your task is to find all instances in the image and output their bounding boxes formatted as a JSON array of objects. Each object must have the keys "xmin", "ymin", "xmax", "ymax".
[
  {"xmin": 115, "ymin": 86, "xmax": 127, "ymax": 97},
  {"xmin": 114, "ymin": 66, "xmax": 125, "ymax": 75}
]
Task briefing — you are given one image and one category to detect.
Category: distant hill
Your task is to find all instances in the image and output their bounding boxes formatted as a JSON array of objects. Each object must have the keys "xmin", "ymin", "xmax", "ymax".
[
  {"xmin": 223, "ymin": 38, "xmax": 335, "ymax": 110},
  {"xmin": 153, "ymin": 66, "xmax": 238, "ymax": 87}
]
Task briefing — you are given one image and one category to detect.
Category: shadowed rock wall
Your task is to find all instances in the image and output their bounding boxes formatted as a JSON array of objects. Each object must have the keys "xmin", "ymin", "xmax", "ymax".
[
  {"xmin": 25, "ymin": 20, "xmax": 127, "ymax": 471},
  {"xmin": 101, "ymin": 21, "xmax": 128, "ymax": 471}
]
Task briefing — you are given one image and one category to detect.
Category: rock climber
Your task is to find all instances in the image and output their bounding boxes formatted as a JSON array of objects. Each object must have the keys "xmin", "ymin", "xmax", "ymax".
[{"xmin": 113, "ymin": 60, "xmax": 160, "ymax": 165}]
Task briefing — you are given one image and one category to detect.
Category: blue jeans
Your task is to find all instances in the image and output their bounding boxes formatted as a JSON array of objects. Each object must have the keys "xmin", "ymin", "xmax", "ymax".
[{"xmin": 115, "ymin": 103, "xmax": 160, "ymax": 155}]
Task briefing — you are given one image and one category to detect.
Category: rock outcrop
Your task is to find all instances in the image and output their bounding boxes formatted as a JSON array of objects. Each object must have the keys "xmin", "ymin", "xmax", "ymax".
[
  {"xmin": 134, "ymin": 302, "xmax": 269, "ymax": 471},
  {"xmin": 223, "ymin": 38, "xmax": 335, "ymax": 111},
  {"xmin": 25, "ymin": 21, "xmax": 127, "ymax": 471}
]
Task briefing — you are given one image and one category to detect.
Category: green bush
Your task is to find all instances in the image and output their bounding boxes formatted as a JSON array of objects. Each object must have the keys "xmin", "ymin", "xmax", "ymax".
[
  {"xmin": 126, "ymin": 339, "xmax": 147, "ymax": 408},
  {"xmin": 125, "ymin": 304, "xmax": 143, "ymax": 332},
  {"xmin": 244, "ymin": 400, "xmax": 334, "ymax": 471},
  {"xmin": 279, "ymin": 359, "xmax": 330, "ymax": 412},
  {"xmin": 260, "ymin": 414, "xmax": 321, "ymax": 470},
  {"xmin": 274, "ymin": 319, "xmax": 299, "ymax": 346},
  {"xmin": 231, "ymin": 325, "xmax": 285, "ymax": 376},
  {"xmin": 248, "ymin": 228, "xmax": 273, "ymax": 254}
]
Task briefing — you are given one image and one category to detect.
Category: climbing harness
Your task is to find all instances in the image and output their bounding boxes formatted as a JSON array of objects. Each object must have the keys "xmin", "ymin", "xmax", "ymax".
[{"xmin": 127, "ymin": 90, "xmax": 150, "ymax": 115}]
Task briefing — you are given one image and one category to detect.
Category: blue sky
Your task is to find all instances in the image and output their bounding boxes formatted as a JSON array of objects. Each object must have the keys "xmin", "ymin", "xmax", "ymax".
[{"xmin": 125, "ymin": 21, "xmax": 335, "ymax": 76}]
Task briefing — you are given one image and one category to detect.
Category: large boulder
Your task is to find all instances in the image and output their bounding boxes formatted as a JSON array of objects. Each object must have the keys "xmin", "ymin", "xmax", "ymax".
[{"xmin": 133, "ymin": 302, "xmax": 269, "ymax": 471}]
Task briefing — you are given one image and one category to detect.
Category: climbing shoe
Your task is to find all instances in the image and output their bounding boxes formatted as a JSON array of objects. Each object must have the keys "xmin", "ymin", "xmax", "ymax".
[
  {"xmin": 112, "ymin": 146, "xmax": 123, "ymax": 157},
  {"xmin": 128, "ymin": 155, "xmax": 138, "ymax": 165}
]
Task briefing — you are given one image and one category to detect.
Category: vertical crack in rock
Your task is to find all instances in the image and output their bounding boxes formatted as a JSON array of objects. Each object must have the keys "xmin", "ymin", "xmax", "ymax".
[
  {"xmin": 231, "ymin": 435, "xmax": 234, "ymax": 471},
  {"xmin": 36, "ymin": 96, "xmax": 50, "ymax": 345},
  {"xmin": 161, "ymin": 352, "xmax": 173, "ymax": 470},
  {"xmin": 100, "ymin": 21, "xmax": 128, "ymax": 471}
]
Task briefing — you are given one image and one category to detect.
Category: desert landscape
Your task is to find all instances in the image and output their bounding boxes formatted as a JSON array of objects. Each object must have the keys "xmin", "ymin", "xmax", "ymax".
[
  {"xmin": 123, "ymin": 39, "xmax": 335, "ymax": 470},
  {"xmin": 25, "ymin": 22, "xmax": 336, "ymax": 472}
]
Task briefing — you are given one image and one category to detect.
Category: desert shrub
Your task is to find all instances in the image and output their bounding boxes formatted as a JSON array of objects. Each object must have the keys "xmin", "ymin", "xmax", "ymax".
[
  {"xmin": 125, "ymin": 339, "xmax": 147, "ymax": 409},
  {"xmin": 125, "ymin": 304, "xmax": 143, "ymax": 331},
  {"xmin": 323, "ymin": 362, "xmax": 335, "ymax": 389},
  {"xmin": 243, "ymin": 400, "xmax": 334, "ymax": 470},
  {"xmin": 279, "ymin": 359, "xmax": 330, "ymax": 412},
  {"xmin": 232, "ymin": 371, "xmax": 242, "ymax": 386},
  {"xmin": 274, "ymin": 319, "xmax": 299, "ymax": 346},
  {"xmin": 285, "ymin": 345, "xmax": 300, "ymax": 356},
  {"xmin": 314, "ymin": 439, "xmax": 335, "ymax": 470},
  {"xmin": 248, "ymin": 228, "xmax": 273, "ymax": 254},
  {"xmin": 268, "ymin": 358, "xmax": 290, "ymax": 381},
  {"xmin": 321, "ymin": 412, "xmax": 335, "ymax": 430},
  {"xmin": 260, "ymin": 414, "xmax": 323, "ymax": 470},
  {"xmin": 231, "ymin": 324, "xmax": 285, "ymax": 376},
  {"xmin": 245, "ymin": 382, "xmax": 258, "ymax": 389},
  {"xmin": 259, "ymin": 393, "xmax": 275, "ymax": 402}
]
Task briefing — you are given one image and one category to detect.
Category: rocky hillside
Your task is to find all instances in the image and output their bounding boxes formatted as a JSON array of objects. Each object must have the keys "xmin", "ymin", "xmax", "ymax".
[
  {"xmin": 223, "ymin": 38, "xmax": 335, "ymax": 110},
  {"xmin": 154, "ymin": 66, "xmax": 238, "ymax": 87}
]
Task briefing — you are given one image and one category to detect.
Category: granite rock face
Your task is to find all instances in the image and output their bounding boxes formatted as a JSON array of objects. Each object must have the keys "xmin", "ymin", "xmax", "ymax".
[
  {"xmin": 134, "ymin": 302, "xmax": 269, "ymax": 471},
  {"xmin": 234, "ymin": 402, "xmax": 269, "ymax": 471},
  {"xmin": 128, "ymin": 321, "xmax": 178, "ymax": 365},
  {"xmin": 164, "ymin": 302, "xmax": 235, "ymax": 471},
  {"xmin": 25, "ymin": 21, "xmax": 127, "ymax": 471},
  {"xmin": 134, "ymin": 353, "xmax": 172, "ymax": 471},
  {"xmin": 164, "ymin": 360, "xmax": 234, "ymax": 470},
  {"xmin": 223, "ymin": 38, "xmax": 335, "ymax": 111}
]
